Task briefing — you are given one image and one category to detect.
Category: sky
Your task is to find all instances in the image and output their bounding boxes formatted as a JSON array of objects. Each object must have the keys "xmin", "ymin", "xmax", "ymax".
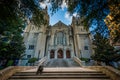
[
  {"xmin": 48, "ymin": 8, "xmax": 72, "ymax": 26},
  {"xmin": 39, "ymin": 0, "xmax": 77, "ymax": 26}
]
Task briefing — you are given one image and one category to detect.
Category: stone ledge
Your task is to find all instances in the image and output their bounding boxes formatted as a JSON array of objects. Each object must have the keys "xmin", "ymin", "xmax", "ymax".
[
  {"xmin": 83, "ymin": 66, "xmax": 120, "ymax": 80},
  {"xmin": 0, "ymin": 66, "xmax": 36, "ymax": 80}
]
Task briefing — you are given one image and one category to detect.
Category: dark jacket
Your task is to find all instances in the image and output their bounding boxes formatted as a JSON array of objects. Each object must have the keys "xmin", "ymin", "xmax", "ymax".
[{"xmin": 36, "ymin": 65, "xmax": 43, "ymax": 75}]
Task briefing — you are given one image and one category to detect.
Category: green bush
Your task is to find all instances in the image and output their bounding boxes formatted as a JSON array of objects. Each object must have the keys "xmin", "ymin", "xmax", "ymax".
[
  {"xmin": 28, "ymin": 58, "xmax": 37, "ymax": 63},
  {"xmin": 80, "ymin": 58, "xmax": 90, "ymax": 62},
  {"xmin": 7, "ymin": 60, "xmax": 14, "ymax": 66},
  {"xmin": 28, "ymin": 57, "xmax": 37, "ymax": 66}
]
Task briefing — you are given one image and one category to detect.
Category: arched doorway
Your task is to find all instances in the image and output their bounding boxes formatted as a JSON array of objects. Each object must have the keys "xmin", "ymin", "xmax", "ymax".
[
  {"xmin": 50, "ymin": 50, "xmax": 54, "ymax": 59},
  {"xmin": 66, "ymin": 50, "xmax": 71, "ymax": 58},
  {"xmin": 57, "ymin": 49, "xmax": 63, "ymax": 58}
]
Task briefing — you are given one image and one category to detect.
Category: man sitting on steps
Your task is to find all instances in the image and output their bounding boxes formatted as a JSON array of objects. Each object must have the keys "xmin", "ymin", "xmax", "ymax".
[{"xmin": 36, "ymin": 65, "xmax": 43, "ymax": 75}]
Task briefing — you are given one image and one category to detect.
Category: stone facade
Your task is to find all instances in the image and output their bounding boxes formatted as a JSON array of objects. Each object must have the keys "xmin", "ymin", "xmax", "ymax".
[{"xmin": 19, "ymin": 9, "xmax": 93, "ymax": 66}]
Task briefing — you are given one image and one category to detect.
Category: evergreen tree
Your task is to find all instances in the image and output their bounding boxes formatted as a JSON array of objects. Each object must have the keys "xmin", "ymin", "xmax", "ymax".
[
  {"xmin": 92, "ymin": 32, "xmax": 120, "ymax": 65},
  {"xmin": 0, "ymin": 0, "xmax": 25, "ymax": 68}
]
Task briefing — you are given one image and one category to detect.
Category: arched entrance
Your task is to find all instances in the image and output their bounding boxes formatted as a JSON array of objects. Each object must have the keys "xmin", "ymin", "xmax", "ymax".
[
  {"xmin": 66, "ymin": 50, "xmax": 71, "ymax": 58},
  {"xmin": 57, "ymin": 49, "xmax": 63, "ymax": 58},
  {"xmin": 50, "ymin": 50, "xmax": 54, "ymax": 58}
]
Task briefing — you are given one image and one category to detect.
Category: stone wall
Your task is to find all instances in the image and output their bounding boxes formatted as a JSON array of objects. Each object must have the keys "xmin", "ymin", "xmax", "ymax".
[
  {"xmin": 0, "ymin": 66, "xmax": 36, "ymax": 80},
  {"xmin": 84, "ymin": 66, "xmax": 120, "ymax": 80}
]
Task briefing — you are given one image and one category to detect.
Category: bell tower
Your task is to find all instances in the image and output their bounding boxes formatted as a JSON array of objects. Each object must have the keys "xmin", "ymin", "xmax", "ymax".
[{"xmin": 71, "ymin": 16, "xmax": 92, "ymax": 58}]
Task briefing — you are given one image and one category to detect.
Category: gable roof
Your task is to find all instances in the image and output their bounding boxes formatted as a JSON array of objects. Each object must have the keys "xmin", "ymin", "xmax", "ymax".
[{"xmin": 52, "ymin": 21, "xmax": 69, "ymax": 28}]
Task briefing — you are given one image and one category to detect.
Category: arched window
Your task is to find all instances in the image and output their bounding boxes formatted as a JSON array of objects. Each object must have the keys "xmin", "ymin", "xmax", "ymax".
[{"xmin": 54, "ymin": 32, "xmax": 66, "ymax": 45}]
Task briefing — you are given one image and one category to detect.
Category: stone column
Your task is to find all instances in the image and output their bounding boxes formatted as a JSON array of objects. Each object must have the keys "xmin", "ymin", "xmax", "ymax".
[
  {"xmin": 71, "ymin": 50, "xmax": 74, "ymax": 58},
  {"xmin": 63, "ymin": 35, "xmax": 66, "ymax": 45},
  {"xmin": 40, "ymin": 33, "xmax": 47, "ymax": 58},
  {"xmin": 55, "ymin": 35, "xmax": 57, "ymax": 45},
  {"xmin": 67, "ymin": 35, "xmax": 69, "ymax": 45},
  {"xmin": 48, "ymin": 50, "xmax": 50, "ymax": 59},
  {"xmin": 55, "ymin": 50, "xmax": 57, "ymax": 59},
  {"xmin": 50, "ymin": 35, "xmax": 53, "ymax": 45},
  {"xmin": 64, "ymin": 49, "xmax": 66, "ymax": 59},
  {"xmin": 50, "ymin": 32, "xmax": 55, "ymax": 45},
  {"xmin": 52, "ymin": 35, "xmax": 54, "ymax": 45},
  {"xmin": 34, "ymin": 33, "xmax": 42, "ymax": 58},
  {"xmin": 76, "ymin": 35, "xmax": 80, "ymax": 57}
]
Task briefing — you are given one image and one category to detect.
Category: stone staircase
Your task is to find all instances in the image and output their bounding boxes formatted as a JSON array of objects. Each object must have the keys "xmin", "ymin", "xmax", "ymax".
[
  {"xmin": 8, "ymin": 67, "xmax": 111, "ymax": 80},
  {"xmin": 43, "ymin": 59, "xmax": 80, "ymax": 67}
]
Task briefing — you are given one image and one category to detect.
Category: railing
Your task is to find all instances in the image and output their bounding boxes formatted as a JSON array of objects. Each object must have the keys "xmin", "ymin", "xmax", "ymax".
[
  {"xmin": 73, "ymin": 56, "xmax": 83, "ymax": 67},
  {"xmin": 37, "ymin": 56, "xmax": 47, "ymax": 66}
]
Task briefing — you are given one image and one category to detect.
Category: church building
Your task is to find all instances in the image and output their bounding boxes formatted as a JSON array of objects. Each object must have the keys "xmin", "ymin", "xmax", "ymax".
[{"xmin": 19, "ymin": 9, "xmax": 93, "ymax": 66}]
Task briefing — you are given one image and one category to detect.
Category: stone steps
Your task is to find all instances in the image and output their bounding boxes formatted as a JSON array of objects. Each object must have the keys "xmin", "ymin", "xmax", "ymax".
[
  {"xmin": 9, "ymin": 76, "xmax": 110, "ymax": 79},
  {"xmin": 13, "ymin": 72, "xmax": 105, "ymax": 76},
  {"xmin": 8, "ymin": 67, "xmax": 111, "ymax": 80},
  {"xmin": 44, "ymin": 59, "xmax": 80, "ymax": 67},
  {"xmin": 9, "ymin": 79, "xmax": 110, "ymax": 80}
]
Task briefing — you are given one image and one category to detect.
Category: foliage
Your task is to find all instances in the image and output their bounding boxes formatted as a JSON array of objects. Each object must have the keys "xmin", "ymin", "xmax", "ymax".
[
  {"xmin": 28, "ymin": 58, "xmax": 38, "ymax": 63},
  {"xmin": 104, "ymin": 0, "xmax": 120, "ymax": 42},
  {"xmin": 91, "ymin": 32, "xmax": 120, "ymax": 65},
  {"xmin": 20, "ymin": 0, "xmax": 47, "ymax": 26},
  {"xmin": 80, "ymin": 58, "xmax": 90, "ymax": 62},
  {"xmin": 6, "ymin": 60, "xmax": 14, "ymax": 66},
  {"xmin": 0, "ymin": 0, "xmax": 25, "ymax": 68},
  {"xmin": 28, "ymin": 58, "xmax": 37, "ymax": 66}
]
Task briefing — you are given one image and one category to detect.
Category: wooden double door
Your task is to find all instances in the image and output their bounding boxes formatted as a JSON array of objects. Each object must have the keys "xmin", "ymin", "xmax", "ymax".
[{"xmin": 50, "ymin": 49, "xmax": 71, "ymax": 59}]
